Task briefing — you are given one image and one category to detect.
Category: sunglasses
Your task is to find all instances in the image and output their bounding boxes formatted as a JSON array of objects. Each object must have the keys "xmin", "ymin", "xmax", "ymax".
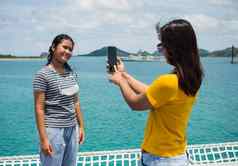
[{"xmin": 157, "ymin": 43, "xmax": 164, "ymax": 53}]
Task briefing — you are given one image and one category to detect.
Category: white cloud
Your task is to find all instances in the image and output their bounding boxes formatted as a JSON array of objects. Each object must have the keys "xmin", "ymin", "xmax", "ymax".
[
  {"xmin": 51, "ymin": 0, "xmax": 154, "ymax": 32},
  {"xmin": 106, "ymin": 13, "xmax": 130, "ymax": 25},
  {"xmin": 226, "ymin": 20, "xmax": 238, "ymax": 31},
  {"xmin": 78, "ymin": 0, "xmax": 130, "ymax": 11},
  {"xmin": 184, "ymin": 14, "xmax": 220, "ymax": 32},
  {"xmin": 208, "ymin": 0, "xmax": 232, "ymax": 6},
  {"xmin": 77, "ymin": 0, "xmax": 94, "ymax": 10},
  {"xmin": 184, "ymin": 14, "xmax": 238, "ymax": 36},
  {"xmin": 1, "ymin": 0, "xmax": 238, "ymax": 55}
]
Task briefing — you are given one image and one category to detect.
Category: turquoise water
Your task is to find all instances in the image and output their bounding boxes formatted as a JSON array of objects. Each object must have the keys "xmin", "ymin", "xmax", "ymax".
[{"xmin": 0, "ymin": 57, "xmax": 238, "ymax": 156}]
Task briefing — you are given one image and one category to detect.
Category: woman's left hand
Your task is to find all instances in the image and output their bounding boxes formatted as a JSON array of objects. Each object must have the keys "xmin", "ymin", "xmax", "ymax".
[
  {"xmin": 116, "ymin": 58, "xmax": 125, "ymax": 72},
  {"xmin": 109, "ymin": 66, "xmax": 125, "ymax": 85},
  {"xmin": 79, "ymin": 127, "xmax": 85, "ymax": 145}
]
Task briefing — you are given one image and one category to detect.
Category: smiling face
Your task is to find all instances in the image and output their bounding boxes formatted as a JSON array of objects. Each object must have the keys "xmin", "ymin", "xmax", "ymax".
[{"xmin": 52, "ymin": 39, "xmax": 73, "ymax": 64}]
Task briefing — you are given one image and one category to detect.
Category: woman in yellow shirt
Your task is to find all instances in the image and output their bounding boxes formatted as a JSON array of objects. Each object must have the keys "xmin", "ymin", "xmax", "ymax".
[{"xmin": 109, "ymin": 19, "xmax": 204, "ymax": 166}]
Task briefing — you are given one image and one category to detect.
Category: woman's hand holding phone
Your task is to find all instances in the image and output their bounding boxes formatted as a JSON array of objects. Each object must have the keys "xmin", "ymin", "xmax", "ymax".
[
  {"xmin": 107, "ymin": 58, "xmax": 125, "ymax": 74},
  {"xmin": 107, "ymin": 47, "xmax": 127, "ymax": 85},
  {"xmin": 116, "ymin": 58, "xmax": 125, "ymax": 72},
  {"xmin": 108, "ymin": 65, "xmax": 125, "ymax": 86},
  {"xmin": 107, "ymin": 46, "xmax": 117, "ymax": 73}
]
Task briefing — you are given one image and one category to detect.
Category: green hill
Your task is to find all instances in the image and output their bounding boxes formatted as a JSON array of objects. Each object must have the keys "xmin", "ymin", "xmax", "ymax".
[
  {"xmin": 1, "ymin": 46, "xmax": 237, "ymax": 58},
  {"xmin": 79, "ymin": 47, "xmax": 107, "ymax": 57},
  {"xmin": 77, "ymin": 47, "xmax": 219, "ymax": 57},
  {"xmin": 0, "ymin": 54, "xmax": 43, "ymax": 59},
  {"xmin": 199, "ymin": 49, "xmax": 210, "ymax": 57},
  {"xmin": 0, "ymin": 54, "xmax": 16, "ymax": 58},
  {"xmin": 78, "ymin": 46, "xmax": 131, "ymax": 57},
  {"xmin": 78, "ymin": 46, "xmax": 238, "ymax": 58},
  {"xmin": 208, "ymin": 47, "xmax": 238, "ymax": 57}
]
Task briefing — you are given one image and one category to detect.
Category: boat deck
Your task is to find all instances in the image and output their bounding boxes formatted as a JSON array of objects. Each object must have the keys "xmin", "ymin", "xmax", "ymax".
[{"xmin": 0, "ymin": 141, "xmax": 238, "ymax": 166}]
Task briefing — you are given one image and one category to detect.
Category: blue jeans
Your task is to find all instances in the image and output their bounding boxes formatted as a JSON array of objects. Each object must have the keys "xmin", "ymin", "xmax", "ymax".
[
  {"xmin": 40, "ymin": 126, "xmax": 78, "ymax": 166},
  {"xmin": 140, "ymin": 152, "xmax": 189, "ymax": 166}
]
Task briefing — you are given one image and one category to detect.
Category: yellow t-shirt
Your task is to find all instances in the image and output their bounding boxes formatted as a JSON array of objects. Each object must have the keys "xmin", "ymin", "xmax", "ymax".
[{"xmin": 143, "ymin": 74, "xmax": 197, "ymax": 157}]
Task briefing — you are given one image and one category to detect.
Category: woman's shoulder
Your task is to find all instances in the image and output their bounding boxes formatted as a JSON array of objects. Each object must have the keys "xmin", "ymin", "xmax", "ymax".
[
  {"xmin": 34, "ymin": 66, "xmax": 52, "ymax": 77},
  {"xmin": 154, "ymin": 74, "xmax": 178, "ymax": 91},
  {"xmin": 148, "ymin": 74, "xmax": 178, "ymax": 97},
  {"xmin": 158, "ymin": 74, "xmax": 178, "ymax": 84},
  {"xmin": 38, "ymin": 65, "xmax": 52, "ymax": 73}
]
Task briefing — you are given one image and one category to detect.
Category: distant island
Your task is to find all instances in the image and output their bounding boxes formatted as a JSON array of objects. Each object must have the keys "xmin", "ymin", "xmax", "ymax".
[
  {"xmin": 0, "ymin": 46, "xmax": 237, "ymax": 59},
  {"xmin": 78, "ymin": 47, "xmax": 130, "ymax": 57},
  {"xmin": 0, "ymin": 54, "xmax": 45, "ymax": 60},
  {"xmin": 77, "ymin": 46, "xmax": 238, "ymax": 58}
]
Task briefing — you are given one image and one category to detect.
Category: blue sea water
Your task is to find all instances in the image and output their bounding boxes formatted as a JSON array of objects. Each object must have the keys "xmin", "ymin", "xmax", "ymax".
[{"xmin": 0, "ymin": 57, "xmax": 238, "ymax": 156}]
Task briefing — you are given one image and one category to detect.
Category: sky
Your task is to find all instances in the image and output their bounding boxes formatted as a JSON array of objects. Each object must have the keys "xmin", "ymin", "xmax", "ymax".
[{"xmin": 0, "ymin": 0, "xmax": 238, "ymax": 56}]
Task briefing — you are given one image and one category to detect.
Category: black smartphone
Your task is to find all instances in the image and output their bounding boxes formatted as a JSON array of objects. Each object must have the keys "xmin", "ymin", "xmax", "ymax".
[{"xmin": 107, "ymin": 46, "xmax": 117, "ymax": 73}]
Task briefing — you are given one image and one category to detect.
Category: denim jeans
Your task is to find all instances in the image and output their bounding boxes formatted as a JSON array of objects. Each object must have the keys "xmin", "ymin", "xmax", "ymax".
[
  {"xmin": 40, "ymin": 126, "xmax": 78, "ymax": 166},
  {"xmin": 140, "ymin": 151, "xmax": 189, "ymax": 166}
]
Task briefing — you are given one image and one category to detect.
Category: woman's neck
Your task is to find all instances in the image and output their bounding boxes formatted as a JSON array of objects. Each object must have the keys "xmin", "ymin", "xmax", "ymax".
[{"xmin": 49, "ymin": 59, "xmax": 65, "ymax": 74}]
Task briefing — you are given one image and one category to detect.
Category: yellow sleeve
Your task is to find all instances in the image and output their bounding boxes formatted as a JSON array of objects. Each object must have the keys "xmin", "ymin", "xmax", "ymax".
[{"xmin": 146, "ymin": 74, "xmax": 178, "ymax": 109}]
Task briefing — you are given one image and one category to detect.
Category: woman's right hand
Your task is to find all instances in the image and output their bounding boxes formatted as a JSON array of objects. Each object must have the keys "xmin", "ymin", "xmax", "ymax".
[
  {"xmin": 41, "ymin": 139, "xmax": 53, "ymax": 156},
  {"xmin": 116, "ymin": 58, "xmax": 125, "ymax": 72}
]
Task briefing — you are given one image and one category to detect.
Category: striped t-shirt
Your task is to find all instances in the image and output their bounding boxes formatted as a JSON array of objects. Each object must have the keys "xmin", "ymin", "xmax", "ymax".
[{"xmin": 33, "ymin": 66, "xmax": 79, "ymax": 128}]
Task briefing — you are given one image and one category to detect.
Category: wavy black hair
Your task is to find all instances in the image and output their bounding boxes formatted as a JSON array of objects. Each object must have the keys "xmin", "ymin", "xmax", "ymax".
[
  {"xmin": 47, "ymin": 34, "xmax": 74, "ymax": 71},
  {"xmin": 158, "ymin": 19, "xmax": 204, "ymax": 96}
]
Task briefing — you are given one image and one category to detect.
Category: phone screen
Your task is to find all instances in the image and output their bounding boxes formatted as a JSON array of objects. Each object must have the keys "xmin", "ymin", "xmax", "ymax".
[{"xmin": 108, "ymin": 46, "xmax": 117, "ymax": 72}]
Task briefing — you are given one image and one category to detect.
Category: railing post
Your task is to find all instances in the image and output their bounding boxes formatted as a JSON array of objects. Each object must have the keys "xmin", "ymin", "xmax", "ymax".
[{"xmin": 231, "ymin": 45, "xmax": 234, "ymax": 64}]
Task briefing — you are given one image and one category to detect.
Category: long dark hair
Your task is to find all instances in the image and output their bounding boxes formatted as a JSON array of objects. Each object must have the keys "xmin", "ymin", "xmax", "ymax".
[
  {"xmin": 47, "ymin": 34, "xmax": 74, "ymax": 71},
  {"xmin": 159, "ymin": 19, "xmax": 204, "ymax": 96}
]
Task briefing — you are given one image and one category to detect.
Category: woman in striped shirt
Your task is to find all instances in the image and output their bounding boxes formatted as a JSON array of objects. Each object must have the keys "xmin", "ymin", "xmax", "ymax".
[{"xmin": 33, "ymin": 34, "xmax": 85, "ymax": 166}]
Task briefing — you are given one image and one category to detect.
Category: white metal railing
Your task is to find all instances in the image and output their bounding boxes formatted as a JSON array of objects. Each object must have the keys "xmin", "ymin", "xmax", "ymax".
[
  {"xmin": 0, "ymin": 142, "xmax": 238, "ymax": 166},
  {"xmin": 187, "ymin": 141, "xmax": 238, "ymax": 165}
]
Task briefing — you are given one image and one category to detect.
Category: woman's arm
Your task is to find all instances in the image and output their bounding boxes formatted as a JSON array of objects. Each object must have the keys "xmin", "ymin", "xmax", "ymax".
[
  {"xmin": 116, "ymin": 59, "xmax": 148, "ymax": 93},
  {"xmin": 74, "ymin": 96, "xmax": 85, "ymax": 144},
  {"xmin": 34, "ymin": 91, "xmax": 53, "ymax": 156},
  {"xmin": 122, "ymin": 72, "xmax": 148, "ymax": 94},
  {"xmin": 110, "ymin": 72, "xmax": 152, "ymax": 111}
]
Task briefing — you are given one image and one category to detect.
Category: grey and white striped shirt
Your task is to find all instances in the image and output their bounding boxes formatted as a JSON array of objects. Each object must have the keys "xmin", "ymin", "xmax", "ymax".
[{"xmin": 33, "ymin": 66, "xmax": 79, "ymax": 128}]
